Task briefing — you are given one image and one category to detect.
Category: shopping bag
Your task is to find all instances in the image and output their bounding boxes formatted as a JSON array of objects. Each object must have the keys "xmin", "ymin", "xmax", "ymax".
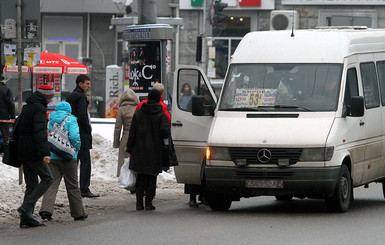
[
  {"xmin": 2, "ymin": 118, "xmax": 21, "ymax": 168},
  {"xmin": 162, "ymin": 137, "xmax": 178, "ymax": 167},
  {"xmin": 2, "ymin": 137, "xmax": 21, "ymax": 168},
  {"xmin": 118, "ymin": 158, "xmax": 136, "ymax": 189},
  {"xmin": 48, "ymin": 116, "xmax": 76, "ymax": 161}
]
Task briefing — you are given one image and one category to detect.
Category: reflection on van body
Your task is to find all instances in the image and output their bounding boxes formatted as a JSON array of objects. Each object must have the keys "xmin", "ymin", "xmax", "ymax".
[{"xmin": 172, "ymin": 28, "xmax": 385, "ymax": 213}]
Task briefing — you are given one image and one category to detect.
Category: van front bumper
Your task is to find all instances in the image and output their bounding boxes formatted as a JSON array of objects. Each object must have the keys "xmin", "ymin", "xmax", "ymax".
[{"xmin": 205, "ymin": 166, "xmax": 341, "ymax": 198}]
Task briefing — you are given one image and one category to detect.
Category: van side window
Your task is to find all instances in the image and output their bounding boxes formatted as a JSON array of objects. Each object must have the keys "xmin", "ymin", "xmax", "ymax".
[
  {"xmin": 344, "ymin": 68, "xmax": 359, "ymax": 109},
  {"xmin": 377, "ymin": 61, "xmax": 385, "ymax": 106},
  {"xmin": 177, "ymin": 69, "xmax": 215, "ymax": 115},
  {"xmin": 360, "ymin": 62, "xmax": 380, "ymax": 108}
]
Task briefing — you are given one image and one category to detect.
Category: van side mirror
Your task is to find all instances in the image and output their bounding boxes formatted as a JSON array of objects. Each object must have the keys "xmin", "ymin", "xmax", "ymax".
[
  {"xmin": 350, "ymin": 96, "xmax": 364, "ymax": 117},
  {"xmin": 192, "ymin": 95, "xmax": 204, "ymax": 116}
]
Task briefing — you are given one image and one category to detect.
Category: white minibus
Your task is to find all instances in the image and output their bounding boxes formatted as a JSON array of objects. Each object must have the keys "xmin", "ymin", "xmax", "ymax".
[{"xmin": 172, "ymin": 28, "xmax": 385, "ymax": 212}]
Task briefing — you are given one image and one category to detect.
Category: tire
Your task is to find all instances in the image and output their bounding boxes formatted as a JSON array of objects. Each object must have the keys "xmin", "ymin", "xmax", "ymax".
[
  {"xmin": 275, "ymin": 195, "xmax": 293, "ymax": 201},
  {"xmin": 325, "ymin": 165, "xmax": 352, "ymax": 213},
  {"xmin": 208, "ymin": 193, "xmax": 232, "ymax": 211}
]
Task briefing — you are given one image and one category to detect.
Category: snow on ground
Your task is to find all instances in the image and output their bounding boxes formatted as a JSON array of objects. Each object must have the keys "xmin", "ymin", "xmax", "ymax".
[{"xmin": 0, "ymin": 120, "xmax": 179, "ymax": 228}]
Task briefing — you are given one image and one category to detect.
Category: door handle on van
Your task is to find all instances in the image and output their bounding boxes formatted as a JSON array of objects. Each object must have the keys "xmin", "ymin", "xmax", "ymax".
[
  {"xmin": 172, "ymin": 121, "xmax": 183, "ymax": 127},
  {"xmin": 359, "ymin": 121, "xmax": 365, "ymax": 126}
]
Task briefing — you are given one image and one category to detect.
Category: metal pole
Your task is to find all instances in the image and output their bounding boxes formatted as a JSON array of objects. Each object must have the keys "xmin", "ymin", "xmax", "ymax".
[
  {"xmin": 17, "ymin": 0, "xmax": 24, "ymax": 185},
  {"xmin": 16, "ymin": 0, "xmax": 22, "ymax": 115},
  {"xmin": 138, "ymin": 0, "xmax": 157, "ymax": 24},
  {"xmin": 175, "ymin": 4, "xmax": 180, "ymax": 66}
]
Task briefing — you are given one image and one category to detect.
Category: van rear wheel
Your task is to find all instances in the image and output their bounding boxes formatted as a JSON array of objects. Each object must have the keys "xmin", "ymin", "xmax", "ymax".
[
  {"xmin": 325, "ymin": 164, "xmax": 352, "ymax": 213},
  {"xmin": 208, "ymin": 193, "xmax": 232, "ymax": 211}
]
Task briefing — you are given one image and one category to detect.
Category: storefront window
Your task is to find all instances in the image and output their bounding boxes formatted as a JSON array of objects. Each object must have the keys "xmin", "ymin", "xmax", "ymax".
[{"xmin": 214, "ymin": 17, "xmax": 250, "ymax": 37}]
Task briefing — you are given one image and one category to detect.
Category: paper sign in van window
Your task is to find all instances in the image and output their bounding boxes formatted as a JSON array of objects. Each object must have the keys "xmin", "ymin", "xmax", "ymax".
[{"xmin": 234, "ymin": 88, "xmax": 277, "ymax": 107}]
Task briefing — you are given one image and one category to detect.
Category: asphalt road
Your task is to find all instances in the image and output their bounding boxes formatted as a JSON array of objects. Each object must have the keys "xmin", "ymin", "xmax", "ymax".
[{"xmin": 2, "ymin": 183, "xmax": 385, "ymax": 245}]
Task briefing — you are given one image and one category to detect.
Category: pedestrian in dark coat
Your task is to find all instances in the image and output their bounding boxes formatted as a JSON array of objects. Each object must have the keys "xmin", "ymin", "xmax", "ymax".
[
  {"xmin": 126, "ymin": 89, "xmax": 170, "ymax": 211},
  {"xmin": 17, "ymin": 85, "xmax": 54, "ymax": 228},
  {"xmin": 66, "ymin": 74, "xmax": 99, "ymax": 198},
  {"xmin": 0, "ymin": 76, "xmax": 15, "ymax": 150}
]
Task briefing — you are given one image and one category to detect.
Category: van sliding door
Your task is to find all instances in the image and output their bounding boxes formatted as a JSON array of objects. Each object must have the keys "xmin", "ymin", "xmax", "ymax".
[{"xmin": 360, "ymin": 61, "xmax": 382, "ymax": 182}]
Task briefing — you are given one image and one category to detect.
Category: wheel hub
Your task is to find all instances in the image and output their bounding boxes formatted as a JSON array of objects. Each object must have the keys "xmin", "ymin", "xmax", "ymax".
[{"xmin": 341, "ymin": 176, "xmax": 349, "ymax": 200}]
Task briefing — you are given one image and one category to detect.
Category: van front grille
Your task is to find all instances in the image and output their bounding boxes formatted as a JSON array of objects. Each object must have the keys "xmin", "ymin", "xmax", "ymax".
[{"xmin": 228, "ymin": 147, "xmax": 302, "ymax": 165}]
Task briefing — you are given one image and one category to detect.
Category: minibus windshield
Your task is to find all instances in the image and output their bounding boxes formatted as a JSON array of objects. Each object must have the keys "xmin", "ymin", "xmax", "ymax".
[{"xmin": 219, "ymin": 63, "xmax": 343, "ymax": 112}]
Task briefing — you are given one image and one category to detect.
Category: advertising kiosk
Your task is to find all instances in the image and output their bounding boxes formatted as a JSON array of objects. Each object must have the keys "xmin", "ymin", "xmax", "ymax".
[{"xmin": 123, "ymin": 24, "xmax": 173, "ymax": 101}]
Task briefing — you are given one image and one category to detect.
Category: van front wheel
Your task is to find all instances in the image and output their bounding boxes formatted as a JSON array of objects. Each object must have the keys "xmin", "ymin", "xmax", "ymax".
[
  {"xmin": 208, "ymin": 193, "xmax": 232, "ymax": 211},
  {"xmin": 325, "ymin": 165, "xmax": 352, "ymax": 213}
]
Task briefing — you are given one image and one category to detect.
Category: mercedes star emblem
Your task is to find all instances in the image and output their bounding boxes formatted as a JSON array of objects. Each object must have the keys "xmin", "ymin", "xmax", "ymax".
[{"xmin": 257, "ymin": 149, "xmax": 272, "ymax": 163}]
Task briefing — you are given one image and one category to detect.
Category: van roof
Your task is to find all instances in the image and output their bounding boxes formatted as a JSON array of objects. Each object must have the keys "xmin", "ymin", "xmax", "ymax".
[{"xmin": 232, "ymin": 28, "xmax": 385, "ymax": 64}]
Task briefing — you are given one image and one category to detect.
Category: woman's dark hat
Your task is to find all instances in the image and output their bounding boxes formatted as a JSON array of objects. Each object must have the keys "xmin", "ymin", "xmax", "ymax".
[{"xmin": 148, "ymin": 89, "xmax": 160, "ymax": 102}]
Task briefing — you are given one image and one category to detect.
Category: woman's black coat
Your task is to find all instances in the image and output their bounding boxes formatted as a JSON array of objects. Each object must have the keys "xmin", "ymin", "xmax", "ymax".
[
  {"xmin": 16, "ymin": 91, "xmax": 51, "ymax": 162},
  {"xmin": 126, "ymin": 101, "xmax": 170, "ymax": 175}
]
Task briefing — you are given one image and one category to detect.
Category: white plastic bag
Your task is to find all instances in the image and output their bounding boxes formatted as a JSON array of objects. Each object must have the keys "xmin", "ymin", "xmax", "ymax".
[{"xmin": 118, "ymin": 158, "xmax": 136, "ymax": 189}]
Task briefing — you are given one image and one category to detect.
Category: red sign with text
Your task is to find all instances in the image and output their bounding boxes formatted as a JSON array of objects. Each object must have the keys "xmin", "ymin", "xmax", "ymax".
[{"xmin": 239, "ymin": 0, "xmax": 261, "ymax": 6}]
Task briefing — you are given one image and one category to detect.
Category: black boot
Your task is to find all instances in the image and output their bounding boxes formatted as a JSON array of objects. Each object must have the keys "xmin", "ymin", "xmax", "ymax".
[
  {"xmin": 145, "ymin": 196, "xmax": 155, "ymax": 211},
  {"xmin": 189, "ymin": 193, "xmax": 199, "ymax": 208},
  {"xmin": 189, "ymin": 199, "xmax": 199, "ymax": 208},
  {"xmin": 145, "ymin": 203, "xmax": 155, "ymax": 211},
  {"xmin": 20, "ymin": 216, "xmax": 46, "ymax": 228},
  {"xmin": 136, "ymin": 193, "xmax": 144, "ymax": 211},
  {"xmin": 17, "ymin": 206, "xmax": 39, "ymax": 223}
]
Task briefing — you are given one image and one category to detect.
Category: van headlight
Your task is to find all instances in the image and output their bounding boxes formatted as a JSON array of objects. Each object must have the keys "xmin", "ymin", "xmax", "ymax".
[
  {"xmin": 207, "ymin": 147, "xmax": 232, "ymax": 161},
  {"xmin": 299, "ymin": 147, "xmax": 334, "ymax": 161}
]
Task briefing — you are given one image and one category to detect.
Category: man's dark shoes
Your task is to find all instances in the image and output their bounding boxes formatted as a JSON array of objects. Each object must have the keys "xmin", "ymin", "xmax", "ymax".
[
  {"xmin": 74, "ymin": 213, "xmax": 88, "ymax": 221},
  {"xmin": 39, "ymin": 211, "xmax": 53, "ymax": 221},
  {"xmin": 145, "ymin": 203, "xmax": 155, "ymax": 211},
  {"xmin": 81, "ymin": 191, "xmax": 100, "ymax": 198},
  {"xmin": 20, "ymin": 218, "xmax": 46, "ymax": 228},
  {"xmin": 17, "ymin": 206, "xmax": 36, "ymax": 221}
]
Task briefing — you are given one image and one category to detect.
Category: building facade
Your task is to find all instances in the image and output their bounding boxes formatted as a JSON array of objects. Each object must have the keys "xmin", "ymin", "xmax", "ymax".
[{"xmin": 4, "ymin": 0, "xmax": 385, "ymax": 117}]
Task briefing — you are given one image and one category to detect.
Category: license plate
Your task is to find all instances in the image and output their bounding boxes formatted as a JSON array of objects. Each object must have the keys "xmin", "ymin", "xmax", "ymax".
[{"xmin": 245, "ymin": 179, "xmax": 283, "ymax": 188}]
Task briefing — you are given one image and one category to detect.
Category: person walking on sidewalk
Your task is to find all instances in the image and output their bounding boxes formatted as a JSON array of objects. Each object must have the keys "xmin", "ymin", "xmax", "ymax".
[
  {"xmin": 66, "ymin": 74, "xmax": 99, "ymax": 198},
  {"xmin": 0, "ymin": 76, "xmax": 15, "ymax": 151},
  {"xmin": 39, "ymin": 101, "xmax": 88, "ymax": 222},
  {"xmin": 17, "ymin": 85, "xmax": 54, "ymax": 228},
  {"xmin": 127, "ymin": 89, "xmax": 170, "ymax": 211},
  {"xmin": 113, "ymin": 88, "xmax": 139, "ymax": 177}
]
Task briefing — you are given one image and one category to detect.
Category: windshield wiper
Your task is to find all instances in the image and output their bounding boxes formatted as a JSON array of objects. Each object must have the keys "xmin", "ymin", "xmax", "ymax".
[
  {"xmin": 222, "ymin": 107, "xmax": 266, "ymax": 111},
  {"xmin": 260, "ymin": 105, "xmax": 312, "ymax": 111}
]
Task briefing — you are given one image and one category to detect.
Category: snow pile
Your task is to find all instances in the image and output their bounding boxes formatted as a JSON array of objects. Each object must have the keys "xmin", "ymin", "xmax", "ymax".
[
  {"xmin": 0, "ymin": 163, "xmax": 19, "ymax": 182},
  {"xmin": 91, "ymin": 133, "xmax": 120, "ymax": 181}
]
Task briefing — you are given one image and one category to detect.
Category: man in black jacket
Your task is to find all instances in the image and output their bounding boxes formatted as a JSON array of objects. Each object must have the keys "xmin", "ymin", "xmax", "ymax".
[
  {"xmin": 17, "ymin": 85, "xmax": 54, "ymax": 228},
  {"xmin": 0, "ymin": 76, "xmax": 15, "ymax": 151},
  {"xmin": 127, "ymin": 89, "xmax": 170, "ymax": 211},
  {"xmin": 66, "ymin": 74, "xmax": 99, "ymax": 198}
]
